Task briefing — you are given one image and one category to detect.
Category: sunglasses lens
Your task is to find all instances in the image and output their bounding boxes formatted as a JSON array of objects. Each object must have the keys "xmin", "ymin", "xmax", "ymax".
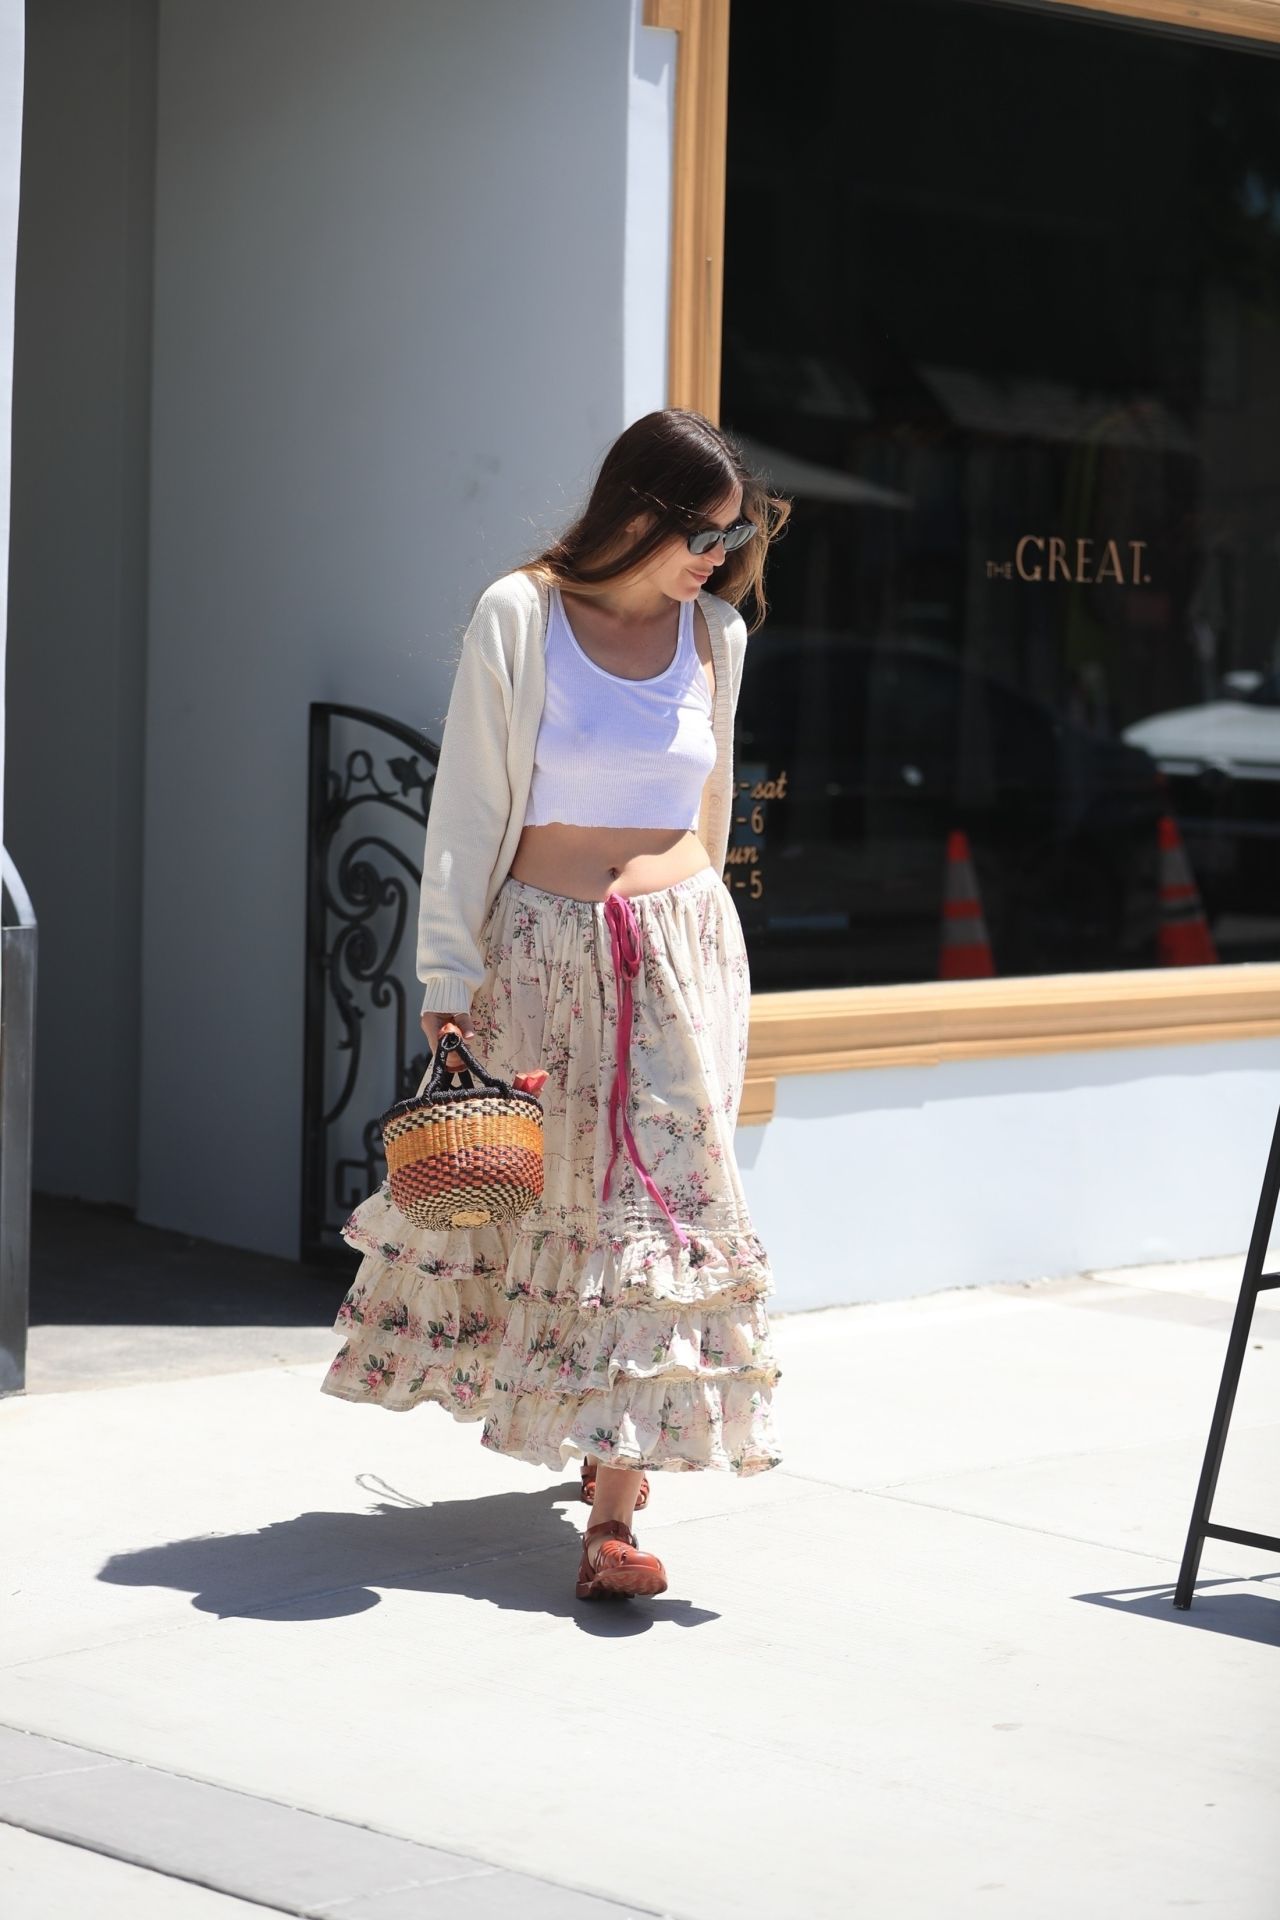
[{"xmin": 688, "ymin": 520, "xmax": 755, "ymax": 557}]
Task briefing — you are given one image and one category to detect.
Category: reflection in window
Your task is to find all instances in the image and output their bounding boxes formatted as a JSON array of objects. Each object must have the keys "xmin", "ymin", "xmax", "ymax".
[{"xmin": 722, "ymin": 0, "xmax": 1280, "ymax": 990}]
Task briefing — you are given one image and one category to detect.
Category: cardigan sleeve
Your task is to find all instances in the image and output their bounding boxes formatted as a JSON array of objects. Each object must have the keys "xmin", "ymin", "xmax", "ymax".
[
  {"xmin": 726, "ymin": 606, "xmax": 748, "ymax": 710},
  {"xmin": 415, "ymin": 589, "xmax": 516, "ymax": 1014}
]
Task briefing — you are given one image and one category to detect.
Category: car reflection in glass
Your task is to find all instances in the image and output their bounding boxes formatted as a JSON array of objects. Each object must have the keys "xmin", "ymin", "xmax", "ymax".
[
  {"xmin": 734, "ymin": 635, "xmax": 1163, "ymax": 990},
  {"xmin": 1123, "ymin": 671, "xmax": 1280, "ymax": 926}
]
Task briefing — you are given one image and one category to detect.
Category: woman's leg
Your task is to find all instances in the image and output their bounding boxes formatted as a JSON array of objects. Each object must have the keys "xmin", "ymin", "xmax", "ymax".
[
  {"xmin": 577, "ymin": 1462, "xmax": 667, "ymax": 1598},
  {"xmin": 581, "ymin": 1452, "xmax": 650, "ymax": 1509},
  {"xmin": 585, "ymin": 1463, "xmax": 645, "ymax": 1558}
]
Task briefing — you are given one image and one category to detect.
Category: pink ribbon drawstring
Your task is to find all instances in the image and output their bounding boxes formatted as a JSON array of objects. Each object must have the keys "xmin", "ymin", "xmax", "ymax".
[{"xmin": 601, "ymin": 891, "xmax": 689, "ymax": 1248}]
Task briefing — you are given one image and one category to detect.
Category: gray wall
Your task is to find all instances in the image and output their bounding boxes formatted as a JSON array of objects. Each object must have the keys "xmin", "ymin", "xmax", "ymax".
[
  {"xmin": 140, "ymin": 0, "xmax": 666, "ymax": 1254},
  {"xmin": 5, "ymin": 0, "xmax": 156, "ymax": 1204}
]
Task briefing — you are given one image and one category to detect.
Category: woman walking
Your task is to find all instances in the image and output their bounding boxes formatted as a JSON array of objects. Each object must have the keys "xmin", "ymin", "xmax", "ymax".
[{"xmin": 322, "ymin": 408, "xmax": 789, "ymax": 1601}]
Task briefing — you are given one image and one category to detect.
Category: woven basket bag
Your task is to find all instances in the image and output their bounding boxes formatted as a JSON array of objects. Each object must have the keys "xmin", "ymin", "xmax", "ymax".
[{"xmin": 379, "ymin": 1028, "xmax": 545, "ymax": 1231}]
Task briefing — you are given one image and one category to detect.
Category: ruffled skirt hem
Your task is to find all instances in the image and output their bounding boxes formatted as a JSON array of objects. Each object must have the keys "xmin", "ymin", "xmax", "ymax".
[
  {"xmin": 321, "ymin": 1351, "xmax": 781, "ymax": 1476},
  {"xmin": 340, "ymin": 1182, "xmax": 774, "ymax": 1312},
  {"xmin": 320, "ymin": 1220, "xmax": 782, "ymax": 1474}
]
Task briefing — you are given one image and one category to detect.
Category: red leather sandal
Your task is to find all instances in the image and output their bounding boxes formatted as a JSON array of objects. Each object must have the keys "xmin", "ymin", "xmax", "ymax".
[
  {"xmin": 575, "ymin": 1519, "xmax": 669, "ymax": 1602},
  {"xmin": 579, "ymin": 1458, "xmax": 650, "ymax": 1510}
]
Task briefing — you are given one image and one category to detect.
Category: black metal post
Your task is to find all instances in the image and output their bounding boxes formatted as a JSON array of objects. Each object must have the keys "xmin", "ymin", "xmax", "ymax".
[
  {"xmin": 1173, "ymin": 1101, "xmax": 1280, "ymax": 1608},
  {"xmin": 0, "ymin": 850, "xmax": 36, "ymax": 1397}
]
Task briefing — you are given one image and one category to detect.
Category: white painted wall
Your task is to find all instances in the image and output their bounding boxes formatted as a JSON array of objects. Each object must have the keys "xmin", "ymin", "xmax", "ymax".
[
  {"xmin": 140, "ymin": 0, "xmax": 674, "ymax": 1255},
  {"xmin": 737, "ymin": 1038, "xmax": 1280, "ymax": 1308},
  {"xmin": 624, "ymin": 0, "xmax": 673, "ymax": 425},
  {"xmin": 4, "ymin": 0, "xmax": 155, "ymax": 1205}
]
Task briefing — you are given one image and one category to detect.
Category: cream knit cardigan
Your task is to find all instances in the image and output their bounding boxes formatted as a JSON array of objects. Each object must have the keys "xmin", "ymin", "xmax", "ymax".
[{"xmin": 416, "ymin": 567, "xmax": 749, "ymax": 1014}]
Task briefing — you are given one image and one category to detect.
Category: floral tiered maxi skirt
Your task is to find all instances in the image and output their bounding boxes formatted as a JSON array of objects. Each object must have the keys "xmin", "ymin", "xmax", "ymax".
[{"xmin": 320, "ymin": 867, "xmax": 781, "ymax": 1476}]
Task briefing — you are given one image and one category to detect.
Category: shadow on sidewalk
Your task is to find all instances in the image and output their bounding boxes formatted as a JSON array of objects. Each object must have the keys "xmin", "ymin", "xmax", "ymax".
[
  {"xmin": 30, "ymin": 1194, "xmax": 335, "ymax": 1329},
  {"xmin": 97, "ymin": 1477, "xmax": 720, "ymax": 1637},
  {"xmin": 1081, "ymin": 1578, "xmax": 1280, "ymax": 1649}
]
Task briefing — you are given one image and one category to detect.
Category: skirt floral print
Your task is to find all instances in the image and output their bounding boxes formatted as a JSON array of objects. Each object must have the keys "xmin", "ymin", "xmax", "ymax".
[{"xmin": 320, "ymin": 866, "xmax": 782, "ymax": 1477}]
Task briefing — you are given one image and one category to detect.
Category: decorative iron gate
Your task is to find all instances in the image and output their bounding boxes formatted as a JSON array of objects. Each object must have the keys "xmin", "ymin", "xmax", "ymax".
[{"xmin": 302, "ymin": 704, "xmax": 439, "ymax": 1263}]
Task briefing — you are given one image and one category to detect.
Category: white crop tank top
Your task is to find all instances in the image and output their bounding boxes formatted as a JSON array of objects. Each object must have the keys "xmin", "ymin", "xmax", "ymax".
[{"xmin": 523, "ymin": 587, "xmax": 717, "ymax": 830}]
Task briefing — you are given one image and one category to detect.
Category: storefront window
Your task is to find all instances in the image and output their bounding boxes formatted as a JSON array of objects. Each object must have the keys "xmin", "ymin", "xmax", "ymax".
[{"xmin": 722, "ymin": 0, "xmax": 1280, "ymax": 991}]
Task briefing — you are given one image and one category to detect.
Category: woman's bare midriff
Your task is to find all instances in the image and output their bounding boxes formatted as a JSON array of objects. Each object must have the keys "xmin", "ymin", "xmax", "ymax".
[{"xmin": 507, "ymin": 823, "xmax": 713, "ymax": 901}]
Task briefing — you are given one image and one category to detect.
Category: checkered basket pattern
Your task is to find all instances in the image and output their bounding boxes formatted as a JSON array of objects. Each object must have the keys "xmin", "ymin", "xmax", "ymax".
[{"xmin": 379, "ymin": 1031, "xmax": 544, "ymax": 1231}]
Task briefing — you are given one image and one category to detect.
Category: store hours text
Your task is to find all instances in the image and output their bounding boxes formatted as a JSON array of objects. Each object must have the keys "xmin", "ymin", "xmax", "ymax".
[{"xmin": 725, "ymin": 769, "xmax": 788, "ymax": 901}]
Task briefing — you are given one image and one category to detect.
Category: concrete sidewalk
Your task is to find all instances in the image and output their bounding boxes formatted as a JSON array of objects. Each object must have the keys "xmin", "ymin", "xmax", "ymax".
[{"xmin": 2, "ymin": 1254, "xmax": 1278, "ymax": 1919}]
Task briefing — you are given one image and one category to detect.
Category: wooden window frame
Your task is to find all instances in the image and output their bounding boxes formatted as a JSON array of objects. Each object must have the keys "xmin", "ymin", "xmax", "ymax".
[
  {"xmin": 646, "ymin": 0, "xmax": 1280, "ymax": 1125},
  {"xmin": 1029, "ymin": 2, "xmax": 1280, "ymax": 40}
]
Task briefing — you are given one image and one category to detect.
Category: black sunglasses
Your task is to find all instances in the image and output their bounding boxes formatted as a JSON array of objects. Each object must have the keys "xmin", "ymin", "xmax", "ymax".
[{"xmin": 685, "ymin": 517, "xmax": 757, "ymax": 557}]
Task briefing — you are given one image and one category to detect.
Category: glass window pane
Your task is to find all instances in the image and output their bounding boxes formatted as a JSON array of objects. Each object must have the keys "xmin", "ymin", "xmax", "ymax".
[{"xmin": 722, "ymin": 0, "xmax": 1280, "ymax": 989}]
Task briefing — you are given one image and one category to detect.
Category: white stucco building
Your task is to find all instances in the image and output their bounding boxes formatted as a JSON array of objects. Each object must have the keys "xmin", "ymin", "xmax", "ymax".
[{"xmin": 4, "ymin": 0, "xmax": 1280, "ymax": 1310}]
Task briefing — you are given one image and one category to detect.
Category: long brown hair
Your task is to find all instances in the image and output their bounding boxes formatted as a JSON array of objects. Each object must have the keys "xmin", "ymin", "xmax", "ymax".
[{"xmin": 524, "ymin": 409, "xmax": 790, "ymax": 633}]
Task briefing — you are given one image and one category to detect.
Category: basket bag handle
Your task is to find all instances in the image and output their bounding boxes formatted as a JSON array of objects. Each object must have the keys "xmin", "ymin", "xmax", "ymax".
[{"xmin": 420, "ymin": 1023, "xmax": 513, "ymax": 1099}]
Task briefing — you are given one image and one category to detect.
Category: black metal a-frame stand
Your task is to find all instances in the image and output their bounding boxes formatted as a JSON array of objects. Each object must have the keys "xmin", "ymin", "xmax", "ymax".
[{"xmin": 1175, "ymin": 1103, "xmax": 1280, "ymax": 1609}]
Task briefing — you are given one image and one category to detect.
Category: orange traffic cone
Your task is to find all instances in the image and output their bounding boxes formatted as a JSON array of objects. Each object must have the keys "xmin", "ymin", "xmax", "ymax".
[
  {"xmin": 1157, "ymin": 814, "xmax": 1218, "ymax": 966},
  {"xmin": 940, "ymin": 829, "xmax": 995, "ymax": 978}
]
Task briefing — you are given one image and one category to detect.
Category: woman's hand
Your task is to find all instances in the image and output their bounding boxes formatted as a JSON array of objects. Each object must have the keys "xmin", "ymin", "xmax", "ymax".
[{"xmin": 421, "ymin": 1010, "xmax": 475, "ymax": 1073}]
